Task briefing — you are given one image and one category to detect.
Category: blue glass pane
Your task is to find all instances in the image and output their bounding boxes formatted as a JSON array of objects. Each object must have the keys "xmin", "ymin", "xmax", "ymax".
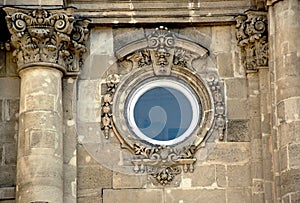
[{"xmin": 134, "ymin": 87, "xmax": 193, "ymax": 141}]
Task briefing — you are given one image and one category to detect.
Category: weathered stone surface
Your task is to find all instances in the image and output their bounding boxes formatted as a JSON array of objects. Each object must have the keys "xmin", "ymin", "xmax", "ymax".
[
  {"xmin": 0, "ymin": 78, "xmax": 20, "ymax": 99},
  {"xmin": 103, "ymin": 189, "xmax": 163, "ymax": 203},
  {"xmin": 225, "ymin": 78, "xmax": 247, "ymax": 98},
  {"xmin": 183, "ymin": 164, "xmax": 215, "ymax": 187},
  {"xmin": 78, "ymin": 165, "xmax": 112, "ymax": 190},
  {"xmin": 3, "ymin": 143, "xmax": 16, "ymax": 165},
  {"xmin": 227, "ymin": 187, "xmax": 251, "ymax": 203},
  {"xmin": 165, "ymin": 189, "xmax": 226, "ymax": 203},
  {"xmin": 0, "ymin": 166, "xmax": 16, "ymax": 186},
  {"xmin": 207, "ymin": 142, "xmax": 250, "ymax": 164},
  {"xmin": 216, "ymin": 164, "xmax": 227, "ymax": 187},
  {"xmin": 0, "ymin": 187, "xmax": 15, "ymax": 200},
  {"xmin": 113, "ymin": 27, "xmax": 145, "ymax": 52},
  {"xmin": 281, "ymin": 168, "xmax": 300, "ymax": 196},
  {"xmin": 217, "ymin": 53, "xmax": 234, "ymax": 78},
  {"xmin": 227, "ymin": 164, "xmax": 251, "ymax": 187},
  {"xmin": 227, "ymin": 119, "xmax": 250, "ymax": 142},
  {"xmin": 211, "ymin": 26, "xmax": 232, "ymax": 53},
  {"xmin": 227, "ymin": 98, "xmax": 248, "ymax": 119},
  {"xmin": 113, "ymin": 172, "xmax": 147, "ymax": 189},
  {"xmin": 289, "ymin": 143, "xmax": 300, "ymax": 168}
]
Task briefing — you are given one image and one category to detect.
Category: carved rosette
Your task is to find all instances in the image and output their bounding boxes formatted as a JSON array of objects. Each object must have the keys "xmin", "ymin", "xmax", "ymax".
[
  {"xmin": 3, "ymin": 7, "xmax": 90, "ymax": 75},
  {"xmin": 235, "ymin": 11, "xmax": 268, "ymax": 72}
]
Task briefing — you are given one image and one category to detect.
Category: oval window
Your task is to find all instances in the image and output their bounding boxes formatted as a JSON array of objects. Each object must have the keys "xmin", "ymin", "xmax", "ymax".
[{"xmin": 126, "ymin": 79, "xmax": 201, "ymax": 145}]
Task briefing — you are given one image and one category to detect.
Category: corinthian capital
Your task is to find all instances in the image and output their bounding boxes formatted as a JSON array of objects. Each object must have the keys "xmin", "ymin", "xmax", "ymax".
[
  {"xmin": 235, "ymin": 11, "xmax": 268, "ymax": 72},
  {"xmin": 3, "ymin": 7, "xmax": 90, "ymax": 75}
]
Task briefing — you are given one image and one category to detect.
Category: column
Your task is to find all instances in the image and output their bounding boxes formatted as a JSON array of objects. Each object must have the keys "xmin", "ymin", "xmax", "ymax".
[
  {"xmin": 268, "ymin": 0, "xmax": 300, "ymax": 202},
  {"xmin": 3, "ymin": 7, "xmax": 89, "ymax": 203}
]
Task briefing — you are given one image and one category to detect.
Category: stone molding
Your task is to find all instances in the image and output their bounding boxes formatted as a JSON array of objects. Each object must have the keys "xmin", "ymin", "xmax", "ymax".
[
  {"xmin": 235, "ymin": 11, "xmax": 268, "ymax": 72},
  {"xmin": 3, "ymin": 7, "xmax": 90, "ymax": 75},
  {"xmin": 101, "ymin": 26, "xmax": 226, "ymax": 185}
]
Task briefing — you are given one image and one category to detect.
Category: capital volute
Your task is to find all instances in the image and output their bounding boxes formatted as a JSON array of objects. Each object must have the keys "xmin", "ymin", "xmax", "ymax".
[{"xmin": 3, "ymin": 7, "xmax": 90, "ymax": 75}]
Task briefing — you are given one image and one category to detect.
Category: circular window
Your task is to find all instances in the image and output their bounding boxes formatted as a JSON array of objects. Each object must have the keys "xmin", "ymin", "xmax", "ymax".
[{"xmin": 126, "ymin": 79, "xmax": 201, "ymax": 145}]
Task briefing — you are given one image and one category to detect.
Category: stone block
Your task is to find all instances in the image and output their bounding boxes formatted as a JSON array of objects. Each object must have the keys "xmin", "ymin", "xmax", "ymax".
[
  {"xmin": 279, "ymin": 121, "xmax": 300, "ymax": 147},
  {"xmin": 217, "ymin": 53, "xmax": 234, "ymax": 78},
  {"xmin": 291, "ymin": 192, "xmax": 300, "ymax": 203},
  {"xmin": 216, "ymin": 164, "xmax": 227, "ymax": 187},
  {"xmin": 0, "ymin": 122, "xmax": 17, "ymax": 143},
  {"xmin": 227, "ymin": 119, "xmax": 250, "ymax": 142},
  {"xmin": 227, "ymin": 187, "xmax": 251, "ymax": 203},
  {"xmin": 5, "ymin": 52, "xmax": 17, "ymax": 77},
  {"xmin": 0, "ymin": 187, "xmax": 15, "ymax": 200},
  {"xmin": 103, "ymin": 189, "xmax": 163, "ymax": 203},
  {"xmin": 252, "ymin": 193, "xmax": 264, "ymax": 203},
  {"xmin": 30, "ymin": 130, "xmax": 56, "ymax": 149},
  {"xmin": 0, "ymin": 166, "xmax": 16, "ymax": 186},
  {"xmin": 288, "ymin": 143, "xmax": 300, "ymax": 168},
  {"xmin": 90, "ymin": 54, "xmax": 117, "ymax": 80},
  {"xmin": 77, "ymin": 196, "xmax": 102, "ymax": 203},
  {"xmin": 0, "ymin": 78, "xmax": 20, "ymax": 99},
  {"xmin": 225, "ymin": 78, "xmax": 247, "ymax": 98},
  {"xmin": 113, "ymin": 27, "xmax": 145, "ymax": 52},
  {"xmin": 178, "ymin": 26, "xmax": 212, "ymax": 50},
  {"xmin": 77, "ymin": 79, "xmax": 101, "ymax": 122},
  {"xmin": 183, "ymin": 164, "xmax": 215, "ymax": 187},
  {"xmin": 0, "ymin": 144, "xmax": 3, "ymax": 164},
  {"xmin": 78, "ymin": 165, "xmax": 112, "ymax": 190},
  {"xmin": 207, "ymin": 142, "xmax": 250, "ymax": 164},
  {"xmin": 0, "ymin": 49, "xmax": 5, "ymax": 77},
  {"xmin": 227, "ymin": 164, "xmax": 251, "ymax": 187},
  {"xmin": 113, "ymin": 172, "xmax": 147, "ymax": 189},
  {"xmin": 284, "ymin": 97, "xmax": 300, "ymax": 122},
  {"xmin": 227, "ymin": 98, "xmax": 248, "ymax": 119},
  {"xmin": 251, "ymin": 160, "xmax": 263, "ymax": 179},
  {"xmin": 281, "ymin": 168, "xmax": 300, "ymax": 196},
  {"xmin": 276, "ymin": 76, "xmax": 300, "ymax": 102},
  {"xmin": 280, "ymin": 145, "xmax": 288, "ymax": 172},
  {"xmin": 77, "ymin": 144, "xmax": 100, "ymax": 166},
  {"xmin": 4, "ymin": 143, "xmax": 16, "ymax": 165},
  {"xmin": 165, "ymin": 189, "xmax": 226, "ymax": 203},
  {"xmin": 25, "ymin": 94, "xmax": 55, "ymax": 112},
  {"xmin": 211, "ymin": 26, "xmax": 232, "ymax": 53}
]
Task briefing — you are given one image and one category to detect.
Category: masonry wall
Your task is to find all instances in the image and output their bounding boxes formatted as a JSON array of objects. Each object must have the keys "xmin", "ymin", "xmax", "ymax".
[
  {"xmin": 0, "ymin": 48, "xmax": 18, "ymax": 201},
  {"xmin": 76, "ymin": 25, "xmax": 253, "ymax": 203}
]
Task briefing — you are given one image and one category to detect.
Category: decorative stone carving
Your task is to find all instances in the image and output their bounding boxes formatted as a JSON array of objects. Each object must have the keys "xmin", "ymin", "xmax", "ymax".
[
  {"xmin": 3, "ymin": 7, "xmax": 90, "ymax": 75},
  {"xmin": 101, "ymin": 27, "xmax": 225, "ymax": 185},
  {"xmin": 235, "ymin": 11, "xmax": 268, "ymax": 72}
]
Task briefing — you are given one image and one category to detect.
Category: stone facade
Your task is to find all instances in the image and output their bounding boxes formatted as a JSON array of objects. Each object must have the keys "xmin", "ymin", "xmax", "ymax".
[{"xmin": 0, "ymin": 0, "xmax": 299, "ymax": 203}]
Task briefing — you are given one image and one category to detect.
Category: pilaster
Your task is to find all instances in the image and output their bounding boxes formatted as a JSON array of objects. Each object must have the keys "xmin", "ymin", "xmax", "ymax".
[
  {"xmin": 3, "ymin": 7, "xmax": 89, "ymax": 203},
  {"xmin": 236, "ymin": 10, "xmax": 274, "ymax": 203}
]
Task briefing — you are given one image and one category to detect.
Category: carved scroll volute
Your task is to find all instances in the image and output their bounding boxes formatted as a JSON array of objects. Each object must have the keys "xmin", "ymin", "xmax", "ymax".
[
  {"xmin": 235, "ymin": 11, "xmax": 268, "ymax": 72},
  {"xmin": 3, "ymin": 7, "xmax": 90, "ymax": 75},
  {"xmin": 147, "ymin": 26, "xmax": 175, "ymax": 75}
]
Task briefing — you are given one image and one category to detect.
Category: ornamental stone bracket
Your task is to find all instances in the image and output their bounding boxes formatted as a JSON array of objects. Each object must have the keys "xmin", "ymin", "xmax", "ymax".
[
  {"xmin": 235, "ymin": 11, "xmax": 268, "ymax": 72},
  {"xmin": 101, "ymin": 26, "xmax": 226, "ymax": 186},
  {"xmin": 3, "ymin": 7, "xmax": 90, "ymax": 75}
]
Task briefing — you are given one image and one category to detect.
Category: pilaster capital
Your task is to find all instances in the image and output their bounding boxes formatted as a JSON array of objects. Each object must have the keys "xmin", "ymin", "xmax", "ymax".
[
  {"xmin": 3, "ymin": 7, "xmax": 90, "ymax": 75},
  {"xmin": 235, "ymin": 11, "xmax": 268, "ymax": 73}
]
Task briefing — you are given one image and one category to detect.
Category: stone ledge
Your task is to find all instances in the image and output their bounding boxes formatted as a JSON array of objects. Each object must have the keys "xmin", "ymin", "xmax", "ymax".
[
  {"xmin": 70, "ymin": 1, "xmax": 251, "ymax": 24},
  {"xmin": 0, "ymin": 187, "xmax": 15, "ymax": 200}
]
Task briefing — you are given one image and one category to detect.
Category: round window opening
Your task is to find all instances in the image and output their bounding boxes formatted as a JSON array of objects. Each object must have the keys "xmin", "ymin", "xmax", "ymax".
[{"xmin": 126, "ymin": 79, "xmax": 202, "ymax": 146}]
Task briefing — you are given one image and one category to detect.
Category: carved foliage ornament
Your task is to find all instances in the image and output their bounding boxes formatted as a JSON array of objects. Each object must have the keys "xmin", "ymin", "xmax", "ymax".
[
  {"xmin": 101, "ymin": 27, "xmax": 225, "ymax": 185},
  {"xmin": 3, "ymin": 7, "xmax": 90, "ymax": 74},
  {"xmin": 235, "ymin": 11, "xmax": 268, "ymax": 72}
]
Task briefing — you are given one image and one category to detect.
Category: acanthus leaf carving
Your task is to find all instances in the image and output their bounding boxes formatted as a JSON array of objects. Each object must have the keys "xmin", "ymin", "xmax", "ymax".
[
  {"xmin": 3, "ymin": 7, "xmax": 90, "ymax": 74},
  {"xmin": 132, "ymin": 144, "xmax": 196, "ymax": 185},
  {"xmin": 235, "ymin": 11, "xmax": 268, "ymax": 72}
]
